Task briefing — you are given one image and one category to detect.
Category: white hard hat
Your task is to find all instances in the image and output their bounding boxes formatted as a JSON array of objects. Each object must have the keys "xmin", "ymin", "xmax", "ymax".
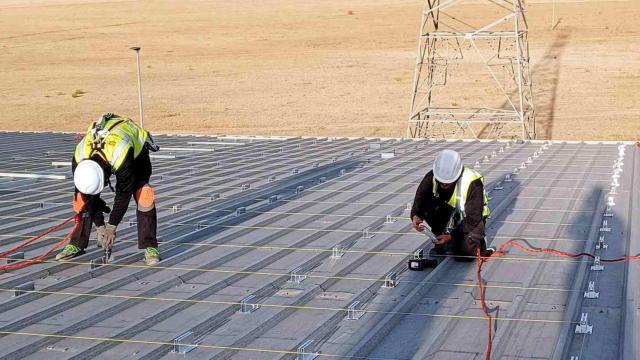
[
  {"xmin": 74, "ymin": 160, "xmax": 105, "ymax": 195},
  {"xmin": 433, "ymin": 149, "xmax": 463, "ymax": 184}
]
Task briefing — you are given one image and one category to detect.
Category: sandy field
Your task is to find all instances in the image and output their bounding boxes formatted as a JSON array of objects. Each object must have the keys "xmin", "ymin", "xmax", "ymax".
[{"xmin": 0, "ymin": 0, "xmax": 638, "ymax": 140}]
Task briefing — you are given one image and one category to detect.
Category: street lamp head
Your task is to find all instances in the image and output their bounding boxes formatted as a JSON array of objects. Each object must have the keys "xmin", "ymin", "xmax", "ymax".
[{"xmin": 130, "ymin": 46, "xmax": 141, "ymax": 51}]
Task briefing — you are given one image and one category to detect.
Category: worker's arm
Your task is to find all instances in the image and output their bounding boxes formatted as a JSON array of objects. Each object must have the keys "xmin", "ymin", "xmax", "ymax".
[
  {"xmin": 108, "ymin": 150, "xmax": 135, "ymax": 226},
  {"xmin": 461, "ymin": 178, "xmax": 485, "ymax": 245},
  {"xmin": 410, "ymin": 171, "xmax": 437, "ymax": 231}
]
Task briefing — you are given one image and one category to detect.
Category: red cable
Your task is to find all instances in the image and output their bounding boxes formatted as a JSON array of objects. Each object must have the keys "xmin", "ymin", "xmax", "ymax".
[
  {"xmin": 476, "ymin": 239, "xmax": 640, "ymax": 359},
  {"xmin": 0, "ymin": 214, "xmax": 79, "ymax": 271},
  {"xmin": 476, "ymin": 249, "xmax": 492, "ymax": 360}
]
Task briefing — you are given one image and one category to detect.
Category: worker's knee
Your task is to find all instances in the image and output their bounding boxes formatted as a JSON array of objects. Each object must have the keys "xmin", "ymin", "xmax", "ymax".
[{"xmin": 135, "ymin": 185, "xmax": 155, "ymax": 212}]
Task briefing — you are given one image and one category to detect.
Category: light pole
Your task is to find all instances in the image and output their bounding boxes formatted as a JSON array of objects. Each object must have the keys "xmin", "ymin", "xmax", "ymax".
[{"xmin": 130, "ymin": 46, "xmax": 145, "ymax": 128}]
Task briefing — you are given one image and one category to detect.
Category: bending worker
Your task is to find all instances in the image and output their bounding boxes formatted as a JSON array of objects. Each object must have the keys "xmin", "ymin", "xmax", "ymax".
[
  {"xmin": 56, "ymin": 113, "xmax": 161, "ymax": 266},
  {"xmin": 410, "ymin": 149, "xmax": 494, "ymax": 260}
]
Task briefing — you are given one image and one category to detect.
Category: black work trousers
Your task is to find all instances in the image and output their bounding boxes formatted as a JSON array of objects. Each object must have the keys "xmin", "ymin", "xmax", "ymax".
[{"xmin": 448, "ymin": 219, "xmax": 487, "ymax": 261}]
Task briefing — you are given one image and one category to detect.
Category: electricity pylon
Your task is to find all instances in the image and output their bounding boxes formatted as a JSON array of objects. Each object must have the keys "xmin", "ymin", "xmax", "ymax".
[{"xmin": 407, "ymin": 0, "xmax": 535, "ymax": 140}]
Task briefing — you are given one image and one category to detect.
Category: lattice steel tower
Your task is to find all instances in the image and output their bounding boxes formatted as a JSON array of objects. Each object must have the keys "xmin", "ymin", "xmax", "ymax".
[{"xmin": 407, "ymin": 0, "xmax": 535, "ymax": 140}]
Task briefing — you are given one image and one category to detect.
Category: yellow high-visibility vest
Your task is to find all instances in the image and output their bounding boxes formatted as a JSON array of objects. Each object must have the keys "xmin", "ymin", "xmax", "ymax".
[
  {"xmin": 432, "ymin": 167, "xmax": 490, "ymax": 218},
  {"xmin": 74, "ymin": 115, "xmax": 149, "ymax": 172}
]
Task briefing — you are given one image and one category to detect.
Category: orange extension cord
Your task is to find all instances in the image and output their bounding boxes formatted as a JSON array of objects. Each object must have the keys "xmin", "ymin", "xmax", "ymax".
[
  {"xmin": 476, "ymin": 240, "xmax": 640, "ymax": 360},
  {"xmin": 0, "ymin": 214, "xmax": 79, "ymax": 271}
]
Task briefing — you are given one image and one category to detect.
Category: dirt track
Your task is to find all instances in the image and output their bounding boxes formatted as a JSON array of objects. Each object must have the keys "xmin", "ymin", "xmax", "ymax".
[{"xmin": 0, "ymin": 0, "xmax": 638, "ymax": 140}]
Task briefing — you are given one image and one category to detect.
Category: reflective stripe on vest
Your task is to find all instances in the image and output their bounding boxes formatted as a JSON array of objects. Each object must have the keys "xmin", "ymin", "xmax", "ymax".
[
  {"xmin": 432, "ymin": 167, "xmax": 490, "ymax": 218},
  {"xmin": 74, "ymin": 116, "xmax": 149, "ymax": 171}
]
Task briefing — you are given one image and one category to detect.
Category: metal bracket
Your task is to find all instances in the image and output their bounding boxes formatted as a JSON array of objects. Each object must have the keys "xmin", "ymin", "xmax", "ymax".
[
  {"xmin": 268, "ymin": 195, "xmax": 280, "ymax": 204},
  {"xmin": 239, "ymin": 295, "xmax": 260, "ymax": 313},
  {"xmin": 385, "ymin": 215, "xmax": 397, "ymax": 224},
  {"xmin": 346, "ymin": 301, "xmax": 365, "ymax": 320},
  {"xmin": 235, "ymin": 207, "xmax": 247, "ymax": 217},
  {"xmin": 331, "ymin": 246, "xmax": 345, "ymax": 260},
  {"xmin": 362, "ymin": 227, "xmax": 374, "ymax": 239},
  {"xmin": 89, "ymin": 258, "xmax": 107, "ymax": 270},
  {"xmin": 171, "ymin": 331, "xmax": 197, "ymax": 354},
  {"xmin": 607, "ymin": 196, "xmax": 615, "ymax": 207},
  {"xmin": 583, "ymin": 281, "xmax": 599, "ymax": 299},
  {"xmin": 289, "ymin": 267, "xmax": 308, "ymax": 284},
  {"xmin": 596, "ymin": 235, "xmax": 608, "ymax": 250},
  {"xmin": 574, "ymin": 313, "xmax": 593, "ymax": 334},
  {"xmin": 383, "ymin": 272, "xmax": 397, "ymax": 288},
  {"xmin": 296, "ymin": 340, "xmax": 319, "ymax": 360},
  {"xmin": 590, "ymin": 256, "xmax": 604, "ymax": 271}
]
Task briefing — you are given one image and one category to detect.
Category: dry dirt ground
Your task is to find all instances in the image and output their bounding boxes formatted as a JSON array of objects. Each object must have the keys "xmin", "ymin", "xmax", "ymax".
[{"xmin": 0, "ymin": 0, "xmax": 638, "ymax": 140}]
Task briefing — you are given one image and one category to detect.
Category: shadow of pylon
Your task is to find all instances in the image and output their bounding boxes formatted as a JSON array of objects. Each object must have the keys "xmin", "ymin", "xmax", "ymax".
[{"xmin": 476, "ymin": 29, "xmax": 572, "ymax": 140}]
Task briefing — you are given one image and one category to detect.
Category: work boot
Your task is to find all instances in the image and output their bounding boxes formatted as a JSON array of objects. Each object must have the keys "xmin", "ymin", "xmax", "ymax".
[
  {"xmin": 144, "ymin": 247, "xmax": 161, "ymax": 266},
  {"xmin": 55, "ymin": 244, "xmax": 85, "ymax": 261},
  {"xmin": 480, "ymin": 246, "xmax": 496, "ymax": 258}
]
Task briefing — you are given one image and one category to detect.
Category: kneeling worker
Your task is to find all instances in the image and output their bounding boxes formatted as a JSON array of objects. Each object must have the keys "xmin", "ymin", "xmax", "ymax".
[
  {"xmin": 56, "ymin": 113, "xmax": 161, "ymax": 266},
  {"xmin": 410, "ymin": 149, "xmax": 494, "ymax": 260}
]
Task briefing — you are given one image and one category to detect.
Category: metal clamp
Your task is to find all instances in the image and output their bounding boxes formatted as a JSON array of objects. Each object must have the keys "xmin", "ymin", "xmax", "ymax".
[
  {"xmin": 289, "ymin": 267, "xmax": 308, "ymax": 284},
  {"xmin": 362, "ymin": 227, "xmax": 374, "ymax": 239},
  {"xmin": 331, "ymin": 246, "xmax": 344, "ymax": 260},
  {"xmin": 574, "ymin": 313, "xmax": 593, "ymax": 334},
  {"xmin": 346, "ymin": 301, "xmax": 365, "ymax": 320},
  {"xmin": 239, "ymin": 295, "xmax": 260, "ymax": 313},
  {"xmin": 296, "ymin": 340, "xmax": 319, "ymax": 360},
  {"xmin": 383, "ymin": 272, "xmax": 397, "ymax": 288},
  {"xmin": 172, "ymin": 331, "xmax": 197, "ymax": 354},
  {"xmin": 590, "ymin": 256, "xmax": 604, "ymax": 271},
  {"xmin": 583, "ymin": 281, "xmax": 599, "ymax": 299}
]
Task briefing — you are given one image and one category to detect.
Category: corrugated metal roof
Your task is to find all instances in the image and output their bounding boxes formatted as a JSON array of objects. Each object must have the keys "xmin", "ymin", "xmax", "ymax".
[{"xmin": 0, "ymin": 132, "xmax": 637, "ymax": 360}]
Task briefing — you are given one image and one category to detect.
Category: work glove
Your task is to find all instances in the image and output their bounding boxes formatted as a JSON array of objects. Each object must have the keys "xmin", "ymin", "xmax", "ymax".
[
  {"xmin": 96, "ymin": 225, "xmax": 106, "ymax": 247},
  {"xmin": 96, "ymin": 224, "xmax": 117, "ymax": 250},
  {"xmin": 104, "ymin": 224, "xmax": 117, "ymax": 249}
]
